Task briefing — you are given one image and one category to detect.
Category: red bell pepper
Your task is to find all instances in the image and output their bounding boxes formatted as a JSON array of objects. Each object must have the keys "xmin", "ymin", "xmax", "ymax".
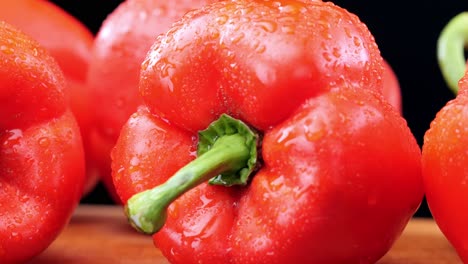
[
  {"xmin": 422, "ymin": 12, "xmax": 468, "ymax": 262},
  {"xmin": 112, "ymin": 1, "xmax": 423, "ymax": 263},
  {"xmin": 382, "ymin": 60, "xmax": 402, "ymax": 113},
  {"xmin": 0, "ymin": 0, "xmax": 96, "ymax": 194},
  {"xmin": 87, "ymin": 0, "xmax": 217, "ymax": 202},
  {"xmin": 0, "ymin": 21, "xmax": 85, "ymax": 263}
]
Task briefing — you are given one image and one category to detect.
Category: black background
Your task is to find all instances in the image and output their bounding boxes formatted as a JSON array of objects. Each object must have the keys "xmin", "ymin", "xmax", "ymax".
[{"xmin": 49, "ymin": 0, "xmax": 467, "ymax": 218}]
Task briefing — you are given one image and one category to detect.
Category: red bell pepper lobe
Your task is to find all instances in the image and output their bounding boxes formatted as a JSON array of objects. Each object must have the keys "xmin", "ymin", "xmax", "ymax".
[
  {"xmin": 87, "ymin": 0, "xmax": 218, "ymax": 203},
  {"xmin": 112, "ymin": 1, "xmax": 423, "ymax": 263},
  {"xmin": 423, "ymin": 12, "xmax": 468, "ymax": 262},
  {"xmin": 0, "ymin": 0, "xmax": 96, "ymax": 195},
  {"xmin": 0, "ymin": 22, "xmax": 86, "ymax": 263}
]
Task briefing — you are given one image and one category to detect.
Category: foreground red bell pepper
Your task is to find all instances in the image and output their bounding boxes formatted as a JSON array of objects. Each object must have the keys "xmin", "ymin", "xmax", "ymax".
[
  {"xmin": 0, "ymin": 0, "xmax": 96, "ymax": 194},
  {"xmin": 422, "ymin": 12, "xmax": 468, "ymax": 262},
  {"xmin": 113, "ymin": 1, "xmax": 423, "ymax": 263},
  {"xmin": 87, "ymin": 0, "xmax": 217, "ymax": 202},
  {"xmin": 0, "ymin": 21, "xmax": 85, "ymax": 263}
]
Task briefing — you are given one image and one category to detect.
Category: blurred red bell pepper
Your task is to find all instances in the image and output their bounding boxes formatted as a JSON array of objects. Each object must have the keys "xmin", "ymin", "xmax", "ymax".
[
  {"xmin": 0, "ymin": 21, "xmax": 85, "ymax": 263},
  {"xmin": 422, "ymin": 11, "xmax": 468, "ymax": 262},
  {"xmin": 87, "ymin": 0, "xmax": 217, "ymax": 202},
  {"xmin": 0, "ymin": 0, "xmax": 96, "ymax": 195},
  {"xmin": 382, "ymin": 59, "xmax": 402, "ymax": 113},
  {"xmin": 112, "ymin": 1, "xmax": 423, "ymax": 263}
]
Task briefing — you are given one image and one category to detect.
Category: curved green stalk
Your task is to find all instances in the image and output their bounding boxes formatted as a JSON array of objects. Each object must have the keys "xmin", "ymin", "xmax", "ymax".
[
  {"xmin": 437, "ymin": 12, "xmax": 468, "ymax": 94},
  {"xmin": 125, "ymin": 114, "xmax": 259, "ymax": 235}
]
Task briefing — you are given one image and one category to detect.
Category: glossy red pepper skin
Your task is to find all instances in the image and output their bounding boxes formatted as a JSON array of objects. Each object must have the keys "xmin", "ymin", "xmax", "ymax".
[
  {"xmin": 299, "ymin": 0, "xmax": 401, "ymax": 115},
  {"xmin": 423, "ymin": 71, "xmax": 468, "ymax": 261},
  {"xmin": 422, "ymin": 12, "xmax": 468, "ymax": 261},
  {"xmin": 0, "ymin": 0, "xmax": 96, "ymax": 194},
  {"xmin": 112, "ymin": 1, "xmax": 423, "ymax": 263},
  {"xmin": 301, "ymin": 0, "xmax": 401, "ymax": 114},
  {"xmin": 0, "ymin": 21, "xmax": 85, "ymax": 263},
  {"xmin": 87, "ymin": 0, "xmax": 218, "ymax": 202},
  {"xmin": 138, "ymin": 0, "xmax": 385, "ymax": 133}
]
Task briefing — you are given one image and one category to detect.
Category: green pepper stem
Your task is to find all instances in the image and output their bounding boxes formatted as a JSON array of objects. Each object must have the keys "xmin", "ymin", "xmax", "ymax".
[
  {"xmin": 437, "ymin": 12, "xmax": 468, "ymax": 94},
  {"xmin": 125, "ymin": 133, "xmax": 251, "ymax": 235}
]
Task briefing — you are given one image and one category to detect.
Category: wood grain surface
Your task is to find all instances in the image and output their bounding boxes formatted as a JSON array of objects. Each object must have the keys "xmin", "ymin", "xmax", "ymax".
[{"xmin": 28, "ymin": 205, "xmax": 462, "ymax": 264}]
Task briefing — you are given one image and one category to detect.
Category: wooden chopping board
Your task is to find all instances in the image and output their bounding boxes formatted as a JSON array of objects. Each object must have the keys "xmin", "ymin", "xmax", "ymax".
[{"xmin": 28, "ymin": 205, "xmax": 462, "ymax": 264}]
